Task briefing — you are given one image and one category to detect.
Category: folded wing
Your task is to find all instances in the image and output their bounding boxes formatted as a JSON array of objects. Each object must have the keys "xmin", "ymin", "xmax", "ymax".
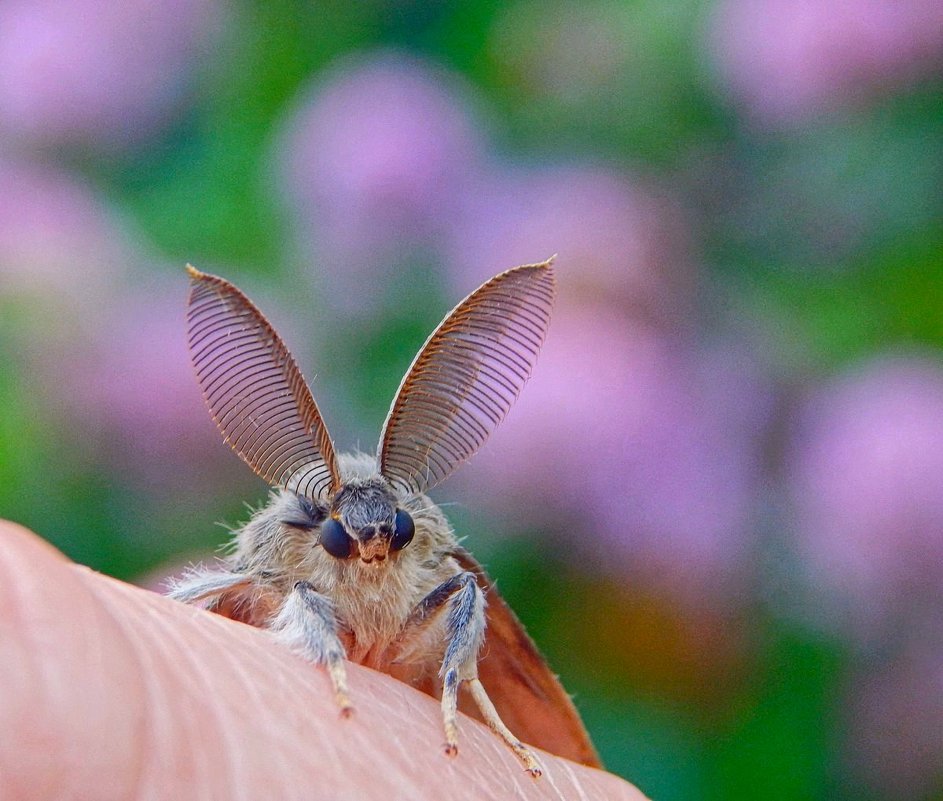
[{"xmin": 453, "ymin": 547, "xmax": 602, "ymax": 768}]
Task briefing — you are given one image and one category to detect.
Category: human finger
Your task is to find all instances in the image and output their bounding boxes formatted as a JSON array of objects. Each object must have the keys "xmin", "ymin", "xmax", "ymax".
[{"xmin": 0, "ymin": 521, "xmax": 647, "ymax": 800}]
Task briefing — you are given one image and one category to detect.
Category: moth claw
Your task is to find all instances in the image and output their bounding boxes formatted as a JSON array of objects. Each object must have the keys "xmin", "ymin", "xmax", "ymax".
[
  {"xmin": 335, "ymin": 688, "xmax": 354, "ymax": 718},
  {"xmin": 444, "ymin": 743, "xmax": 458, "ymax": 758}
]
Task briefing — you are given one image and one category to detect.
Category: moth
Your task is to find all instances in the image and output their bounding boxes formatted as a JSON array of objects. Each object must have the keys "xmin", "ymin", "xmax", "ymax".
[{"xmin": 170, "ymin": 259, "xmax": 600, "ymax": 776}]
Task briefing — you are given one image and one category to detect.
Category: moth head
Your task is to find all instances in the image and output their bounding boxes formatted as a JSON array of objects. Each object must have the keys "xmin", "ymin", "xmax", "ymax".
[{"xmin": 318, "ymin": 477, "xmax": 415, "ymax": 566}]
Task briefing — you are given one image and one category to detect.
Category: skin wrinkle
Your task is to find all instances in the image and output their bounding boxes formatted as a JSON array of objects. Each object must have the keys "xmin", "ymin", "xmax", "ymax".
[
  {"xmin": 166, "ymin": 595, "xmax": 329, "ymax": 798},
  {"xmin": 132, "ymin": 602, "xmax": 222, "ymax": 799},
  {"xmin": 556, "ymin": 760, "xmax": 591, "ymax": 801},
  {"xmin": 0, "ymin": 533, "xmax": 63, "ymax": 800},
  {"xmin": 142, "ymin": 614, "xmax": 221, "ymax": 796},
  {"xmin": 207, "ymin": 613, "xmax": 364, "ymax": 796},
  {"xmin": 57, "ymin": 569, "xmax": 119, "ymax": 794},
  {"xmin": 353, "ymin": 672, "xmax": 443, "ymax": 796},
  {"xmin": 99, "ymin": 578, "xmax": 237, "ymax": 799},
  {"xmin": 253, "ymin": 641, "xmax": 350, "ymax": 787},
  {"xmin": 471, "ymin": 720, "xmax": 533, "ymax": 800},
  {"xmin": 110, "ymin": 578, "xmax": 308, "ymax": 801},
  {"xmin": 348, "ymin": 668, "xmax": 418, "ymax": 775},
  {"xmin": 141, "ymin": 582, "xmax": 263, "ymax": 798},
  {"xmin": 0, "ymin": 535, "xmax": 139, "ymax": 800},
  {"xmin": 0, "ymin": 523, "xmax": 646, "ymax": 801},
  {"xmin": 207, "ymin": 639, "xmax": 287, "ymax": 801},
  {"xmin": 79, "ymin": 575, "xmax": 189, "ymax": 801}
]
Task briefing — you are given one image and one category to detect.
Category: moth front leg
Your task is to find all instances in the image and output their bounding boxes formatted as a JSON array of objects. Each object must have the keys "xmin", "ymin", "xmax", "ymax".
[
  {"xmin": 269, "ymin": 580, "xmax": 353, "ymax": 717},
  {"xmin": 401, "ymin": 573, "xmax": 542, "ymax": 777},
  {"xmin": 168, "ymin": 566, "xmax": 253, "ymax": 605}
]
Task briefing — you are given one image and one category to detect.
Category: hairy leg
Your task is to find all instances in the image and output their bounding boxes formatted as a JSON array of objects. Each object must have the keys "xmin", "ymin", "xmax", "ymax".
[
  {"xmin": 167, "ymin": 566, "xmax": 252, "ymax": 605},
  {"xmin": 269, "ymin": 580, "xmax": 353, "ymax": 716},
  {"xmin": 398, "ymin": 572, "xmax": 542, "ymax": 776},
  {"xmin": 466, "ymin": 677, "xmax": 542, "ymax": 777}
]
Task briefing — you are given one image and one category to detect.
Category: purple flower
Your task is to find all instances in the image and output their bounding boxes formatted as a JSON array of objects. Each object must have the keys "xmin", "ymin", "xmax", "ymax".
[
  {"xmin": 0, "ymin": 155, "xmax": 129, "ymax": 306},
  {"xmin": 47, "ymin": 271, "xmax": 259, "ymax": 495},
  {"xmin": 0, "ymin": 0, "xmax": 221, "ymax": 151},
  {"xmin": 444, "ymin": 164, "xmax": 696, "ymax": 328},
  {"xmin": 458, "ymin": 304, "xmax": 770, "ymax": 600},
  {"xmin": 275, "ymin": 51, "xmax": 487, "ymax": 315},
  {"xmin": 441, "ymin": 163, "xmax": 766, "ymax": 600},
  {"xmin": 707, "ymin": 0, "xmax": 943, "ymax": 125},
  {"xmin": 788, "ymin": 355, "xmax": 943, "ymax": 641}
]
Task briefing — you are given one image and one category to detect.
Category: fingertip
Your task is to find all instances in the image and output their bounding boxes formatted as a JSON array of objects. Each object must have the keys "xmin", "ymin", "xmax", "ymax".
[{"xmin": 0, "ymin": 519, "xmax": 70, "ymax": 566}]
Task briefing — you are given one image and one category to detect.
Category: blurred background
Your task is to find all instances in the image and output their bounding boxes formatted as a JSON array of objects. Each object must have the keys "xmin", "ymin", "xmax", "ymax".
[{"xmin": 1, "ymin": 1, "xmax": 942, "ymax": 798}]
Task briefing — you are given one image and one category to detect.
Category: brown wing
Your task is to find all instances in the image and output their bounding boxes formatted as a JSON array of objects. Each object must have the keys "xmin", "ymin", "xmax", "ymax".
[
  {"xmin": 186, "ymin": 265, "xmax": 340, "ymax": 500},
  {"xmin": 453, "ymin": 548, "xmax": 602, "ymax": 768},
  {"xmin": 378, "ymin": 259, "xmax": 556, "ymax": 497}
]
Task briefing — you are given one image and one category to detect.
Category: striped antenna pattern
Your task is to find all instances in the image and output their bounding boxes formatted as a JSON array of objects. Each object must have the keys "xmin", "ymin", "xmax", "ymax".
[
  {"xmin": 378, "ymin": 259, "xmax": 556, "ymax": 497},
  {"xmin": 186, "ymin": 266, "xmax": 339, "ymax": 500}
]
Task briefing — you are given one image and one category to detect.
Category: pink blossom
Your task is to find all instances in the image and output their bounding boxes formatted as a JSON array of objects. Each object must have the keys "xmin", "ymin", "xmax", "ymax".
[
  {"xmin": 0, "ymin": 156, "xmax": 126, "ymax": 294},
  {"xmin": 51, "ymin": 272, "xmax": 258, "ymax": 494},
  {"xmin": 0, "ymin": 0, "xmax": 221, "ymax": 151},
  {"xmin": 444, "ymin": 165, "xmax": 696, "ymax": 328},
  {"xmin": 458, "ymin": 304, "xmax": 770, "ymax": 599},
  {"xmin": 707, "ymin": 0, "xmax": 943, "ymax": 125},
  {"xmin": 276, "ymin": 51, "xmax": 486, "ymax": 315},
  {"xmin": 788, "ymin": 355, "xmax": 943, "ymax": 640}
]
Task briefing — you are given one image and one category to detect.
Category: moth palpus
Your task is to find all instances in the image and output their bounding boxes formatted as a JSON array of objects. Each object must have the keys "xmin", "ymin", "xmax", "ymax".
[{"xmin": 170, "ymin": 259, "xmax": 600, "ymax": 775}]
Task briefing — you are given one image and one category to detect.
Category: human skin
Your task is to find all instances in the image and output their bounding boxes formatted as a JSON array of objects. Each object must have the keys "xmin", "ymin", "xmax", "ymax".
[{"xmin": 0, "ymin": 520, "xmax": 647, "ymax": 800}]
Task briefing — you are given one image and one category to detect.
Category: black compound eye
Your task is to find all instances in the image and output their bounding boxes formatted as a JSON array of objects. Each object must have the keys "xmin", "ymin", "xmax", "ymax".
[
  {"xmin": 320, "ymin": 518, "xmax": 352, "ymax": 559},
  {"xmin": 391, "ymin": 509, "xmax": 415, "ymax": 551}
]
